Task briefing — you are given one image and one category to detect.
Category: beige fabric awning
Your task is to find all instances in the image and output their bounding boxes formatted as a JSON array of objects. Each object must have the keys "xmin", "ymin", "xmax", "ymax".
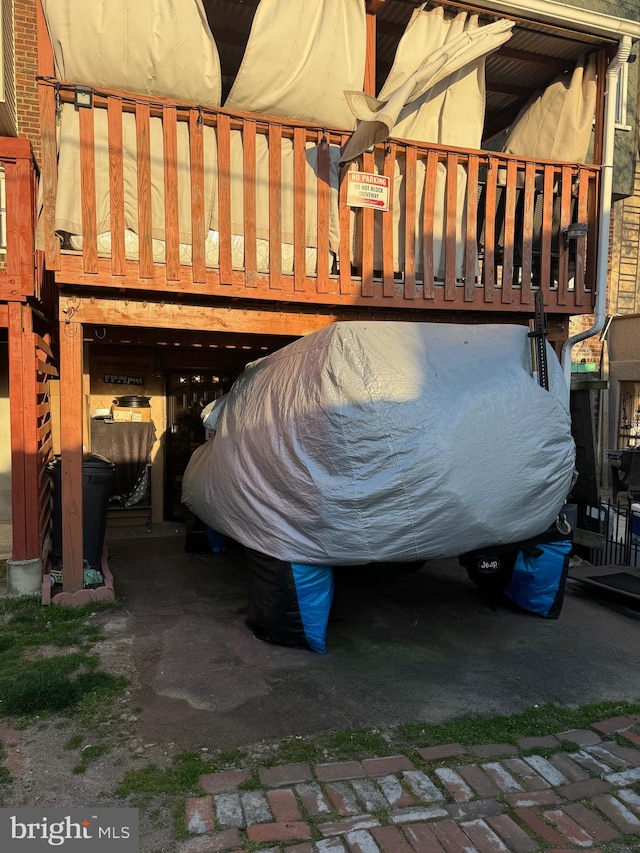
[
  {"xmin": 340, "ymin": 8, "xmax": 514, "ymax": 164},
  {"xmin": 502, "ymin": 54, "xmax": 597, "ymax": 163},
  {"xmin": 225, "ymin": 0, "xmax": 366, "ymax": 129},
  {"xmin": 41, "ymin": 0, "xmax": 222, "ymax": 106}
]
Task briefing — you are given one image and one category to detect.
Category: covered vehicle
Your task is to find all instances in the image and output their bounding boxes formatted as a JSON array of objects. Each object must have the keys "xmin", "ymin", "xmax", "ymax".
[
  {"xmin": 183, "ymin": 321, "xmax": 574, "ymax": 563},
  {"xmin": 182, "ymin": 321, "xmax": 575, "ymax": 651}
]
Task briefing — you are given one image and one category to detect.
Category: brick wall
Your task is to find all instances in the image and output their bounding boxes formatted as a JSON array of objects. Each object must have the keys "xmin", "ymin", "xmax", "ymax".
[
  {"xmin": 570, "ymin": 167, "xmax": 640, "ymax": 368},
  {"xmin": 608, "ymin": 163, "xmax": 640, "ymax": 316},
  {"xmin": 14, "ymin": 0, "xmax": 40, "ymax": 162},
  {"xmin": 568, "ymin": 315, "xmax": 604, "ymax": 365}
]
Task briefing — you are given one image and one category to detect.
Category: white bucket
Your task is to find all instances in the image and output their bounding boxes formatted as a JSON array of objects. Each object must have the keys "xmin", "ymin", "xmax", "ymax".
[{"xmin": 7, "ymin": 557, "xmax": 42, "ymax": 597}]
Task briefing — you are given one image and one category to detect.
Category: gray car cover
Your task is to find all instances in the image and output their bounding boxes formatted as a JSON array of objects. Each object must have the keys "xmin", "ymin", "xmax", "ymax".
[{"xmin": 182, "ymin": 321, "xmax": 575, "ymax": 565}]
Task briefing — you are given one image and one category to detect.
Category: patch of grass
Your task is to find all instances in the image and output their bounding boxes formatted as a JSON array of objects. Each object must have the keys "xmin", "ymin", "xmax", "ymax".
[
  {"xmin": 0, "ymin": 656, "xmax": 124, "ymax": 716},
  {"xmin": 173, "ymin": 799, "xmax": 190, "ymax": 842},
  {"xmin": 73, "ymin": 744, "xmax": 109, "ymax": 774},
  {"xmin": 326, "ymin": 728, "xmax": 391, "ymax": 760},
  {"xmin": 395, "ymin": 700, "xmax": 640, "ymax": 750},
  {"xmin": 520, "ymin": 739, "xmax": 581, "ymax": 759},
  {"xmin": 65, "ymin": 733, "xmax": 83, "ymax": 750},
  {"xmin": 601, "ymin": 836, "xmax": 640, "ymax": 853},
  {"xmin": 261, "ymin": 736, "xmax": 323, "ymax": 767},
  {"xmin": 117, "ymin": 751, "xmax": 213, "ymax": 798},
  {"xmin": 237, "ymin": 771, "xmax": 260, "ymax": 791},
  {"xmin": 0, "ymin": 597, "xmax": 126, "ymax": 722}
]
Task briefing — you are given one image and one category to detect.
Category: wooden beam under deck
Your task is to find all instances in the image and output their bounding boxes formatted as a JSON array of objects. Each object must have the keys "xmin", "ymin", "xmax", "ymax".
[
  {"xmin": 60, "ymin": 295, "xmax": 347, "ymax": 337},
  {"xmin": 59, "ymin": 292, "xmax": 569, "ymax": 344}
]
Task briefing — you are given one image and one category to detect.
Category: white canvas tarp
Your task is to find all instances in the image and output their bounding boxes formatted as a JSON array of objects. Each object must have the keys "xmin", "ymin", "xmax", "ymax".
[
  {"xmin": 340, "ymin": 8, "xmax": 514, "ymax": 163},
  {"xmin": 182, "ymin": 322, "xmax": 575, "ymax": 565},
  {"xmin": 221, "ymin": 0, "xmax": 367, "ymax": 261},
  {"xmin": 502, "ymin": 54, "xmax": 597, "ymax": 163},
  {"xmin": 225, "ymin": 0, "xmax": 366, "ymax": 130},
  {"xmin": 41, "ymin": 0, "xmax": 222, "ymax": 107}
]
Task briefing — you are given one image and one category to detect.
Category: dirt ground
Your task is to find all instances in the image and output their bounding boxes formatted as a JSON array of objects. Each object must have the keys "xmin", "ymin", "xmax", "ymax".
[{"xmin": 0, "ymin": 610, "xmax": 182, "ymax": 852}]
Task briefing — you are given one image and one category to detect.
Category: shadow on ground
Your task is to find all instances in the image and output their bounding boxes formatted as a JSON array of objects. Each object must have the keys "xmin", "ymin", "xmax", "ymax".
[{"xmin": 104, "ymin": 525, "xmax": 640, "ymax": 752}]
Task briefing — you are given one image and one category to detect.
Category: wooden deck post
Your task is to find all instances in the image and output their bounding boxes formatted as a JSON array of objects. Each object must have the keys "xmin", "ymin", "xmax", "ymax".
[
  {"xmin": 8, "ymin": 303, "xmax": 28, "ymax": 559},
  {"xmin": 8, "ymin": 303, "xmax": 41, "ymax": 560},
  {"xmin": 59, "ymin": 317, "xmax": 84, "ymax": 592}
]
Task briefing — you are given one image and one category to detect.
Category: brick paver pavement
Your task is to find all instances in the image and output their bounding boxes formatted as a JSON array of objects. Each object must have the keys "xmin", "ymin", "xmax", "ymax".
[{"xmin": 179, "ymin": 717, "xmax": 640, "ymax": 852}]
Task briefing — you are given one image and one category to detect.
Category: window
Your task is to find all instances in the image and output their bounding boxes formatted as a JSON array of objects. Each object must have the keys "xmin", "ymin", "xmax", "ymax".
[{"xmin": 614, "ymin": 62, "xmax": 631, "ymax": 130}]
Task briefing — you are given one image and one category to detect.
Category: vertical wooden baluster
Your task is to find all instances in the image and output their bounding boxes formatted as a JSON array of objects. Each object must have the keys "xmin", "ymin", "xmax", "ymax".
[
  {"xmin": 422, "ymin": 151, "xmax": 437, "ymax": 299},
  {"xmin": 483, "ymin": 158, "xmax": 497, "ymax": 302},
  {"xmin": 108, "ymin": 98, "xmax": 126, "ymax": 276},
  {"xmin": 464, "ymin": 154, "xmax": 479, "ymax": 302},
  {"xmin": 540, "ymin": 165, "xmax": 555, "ymax": 301},
  {"xmin": 293, "ymin": 127, "xmax": 307, "ymax": 292},
  {"xmin": 216, "ymin": 113, "xmax": 232, "ymax": 284},
  {"xmin": 316, "ymin": 130, "xmax": 330, "ymax": 292},
  {"xmin": 243, "ymin": 120, "xmax": 258, "ymax": 287},
  {"xmin": 162, "ymin": 106, "xmax": 180, "ymax": 282},
  {"xmin": 556, "ymin": 164, "xmax": 573, "ymax": 305},
  {"xmin": 78, "ymin": 106, "xmax": 97, "ymax": 274},
  {"xmin": 501, "ymin": 158, "xmax": 517, "ymax": 303},
  {"xmin": 339, "ymin": 136, "xmax": 351, "ymax": 296},
  {"xmin": 404, "ymin": 147, "xmax": 417, "ymax": 300},
  {"xmin": 444, "ymin": 152, "xmax": 458, "ymax": 301},
  {"xmin": 520, "ymin": 161, "xmax": 535, "ymax": 305},
  {"xmin": 189, "ymin": 110, "xmax": 206, "ymax": 284},
  {"xmin": 136, "ymin": 103, "xmax": 154, "ymax": 279},
  {"xmin": 268, "ymin": 123, "xmax": 282, "ymax": 290},
  {"xmin": 382, "ymin": 142, "xmax": 396, "ymax": 298},
  {"xmin": 361, "ymin": 149, "xmax": 375, "ymax": 297}
]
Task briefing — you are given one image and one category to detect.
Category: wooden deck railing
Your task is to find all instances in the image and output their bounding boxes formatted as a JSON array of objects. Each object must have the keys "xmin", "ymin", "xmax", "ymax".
[
  {"xmin": 0, "ymin": 138, "xmax": 42, "ymax": 302},
  {"xmin": 39, "ymin": 83, "xmax": 600, "ymax": 314}
]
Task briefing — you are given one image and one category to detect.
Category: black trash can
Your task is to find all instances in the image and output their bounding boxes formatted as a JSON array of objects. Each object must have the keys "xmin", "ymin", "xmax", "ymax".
[{"xmin": 49, "ymin": 453, "xmax": 115, "ymax": 569}]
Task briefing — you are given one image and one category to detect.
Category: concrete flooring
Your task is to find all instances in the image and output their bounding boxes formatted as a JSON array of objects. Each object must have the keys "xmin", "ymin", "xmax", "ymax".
[{"xmin": 103, "ymin": 521, "xmax": 640, "ymax": 754}]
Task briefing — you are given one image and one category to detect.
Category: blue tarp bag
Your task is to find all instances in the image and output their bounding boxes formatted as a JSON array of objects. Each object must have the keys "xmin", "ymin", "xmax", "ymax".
[
  {"xmin": 505, "ymin": 538, "xmax": 572, "ymax": 618},
  {"xmin": 206, "ymin": 526, "xmax": 230, "ymax": 554},
  {"xmin": 244, "ymin": 548, "xmax": 334, "ymax": 653},
  {"xmin": 461, "ymin": 508, "xmax": 574, "ymax": 618}
]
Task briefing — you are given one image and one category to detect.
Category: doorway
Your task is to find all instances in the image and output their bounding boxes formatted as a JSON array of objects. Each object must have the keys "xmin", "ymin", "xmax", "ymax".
[{"xmin": 164, "ymin": 369, "xmax": 234, "ymax": 520}]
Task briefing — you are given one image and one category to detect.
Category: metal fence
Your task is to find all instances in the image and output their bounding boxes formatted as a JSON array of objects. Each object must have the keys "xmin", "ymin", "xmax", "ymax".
[{"xmin": 585, "ymin": 500, "xmax": 640, "ymax": 567}]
